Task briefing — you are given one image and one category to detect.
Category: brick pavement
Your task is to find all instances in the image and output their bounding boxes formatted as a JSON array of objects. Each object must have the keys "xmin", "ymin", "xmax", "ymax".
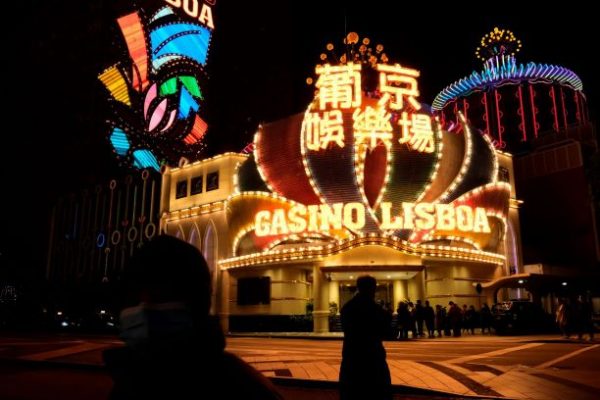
[{"xmin": 1, "ymin": 335, "xmax": 598, "ymax": 399}]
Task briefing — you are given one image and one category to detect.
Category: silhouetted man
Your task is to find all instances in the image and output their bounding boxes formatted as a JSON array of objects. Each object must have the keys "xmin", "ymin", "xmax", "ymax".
[{"xmin": 339, "ymin": 275, "xmax": 392, "ymax": 400}]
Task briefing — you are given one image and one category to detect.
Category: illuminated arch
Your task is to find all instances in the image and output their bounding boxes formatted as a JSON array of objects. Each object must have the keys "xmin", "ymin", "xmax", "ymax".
[
  {"xmin": 174, "ymin": 224, "xmax": 186, "ymax": 241},
  {"xmin": 188, "ymin": 222, "xmax": 202, "ymax": 250},
  {"xmin": 203, "ymin": 220, "xmax": 218, "ymax": 276},
  {"xmin": 203, "ymin": 219, "xmax": 218, "ymax": 315}
]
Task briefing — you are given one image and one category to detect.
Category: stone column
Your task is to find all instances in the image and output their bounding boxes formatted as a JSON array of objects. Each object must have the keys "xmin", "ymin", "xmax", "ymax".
[
  {"xmin": 329, "ymin": 280, "xmax": 340, "ymax": 313},
  {"xmin": 413, "ymin": 271, "xmax": 425, "ymax": 301},
  {"xmin": 393, "ymin": 280, "xmax": 408, "ymax": 310},
  {"xmin": 312, "ymin": 266, "xmax": 330, "ymax": 333}
]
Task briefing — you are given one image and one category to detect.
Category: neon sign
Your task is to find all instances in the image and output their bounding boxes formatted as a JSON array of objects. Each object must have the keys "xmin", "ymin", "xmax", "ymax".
[
  {"xmin": 227, "ymin": 32, "xmax": 510, "ymax": 262},
  {"xmin": 99, "ymin": 4, "xmax": 216, "ymax": 170},
  {"xmin": 254, "ymin": 202, "xmax": 490, "ymax": 237},
  {"xmin": 164, "ymin": 0, "xmax": 215, "ymax": 29},
  {"xmin": 303, "ymin": 61, "xmax": 434, "ymax": 154}
]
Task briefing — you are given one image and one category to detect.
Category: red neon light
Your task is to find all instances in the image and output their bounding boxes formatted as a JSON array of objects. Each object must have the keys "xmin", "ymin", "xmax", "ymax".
[
  {"xmin": 183, "ymin": 116, "xmax": 207, "ymax": 144},
  {"xmin": 528, "ymin": 85, "xmax": 539, "ymax": 138},
  {"xmin": 482, "ymin": 92, "xmax": 491, "ymax": 137},
  {"xmin": 549, "ymin": 86, "xmax": 560, "ymax": 132},
  {"xmin": 462, "ymin": 98, "xmax": 469, "ymax": 121},
  {"xmin": 559, "ymin": 87, "xmax": 568, "ymax": 131},
  {"xmin": 118, "ymin": 13, "xmax": 149, "ymax": 91},
  {"xmin": 494, "ymin": 89, "xmax": 504, "ymax": 147},
  {"xmin": 517, "ymin": 86, "xmax": 527, "ymax": 141},
  {"xmin": 574, "ymin": 91, "xmax": 582, "ymax": 124}
]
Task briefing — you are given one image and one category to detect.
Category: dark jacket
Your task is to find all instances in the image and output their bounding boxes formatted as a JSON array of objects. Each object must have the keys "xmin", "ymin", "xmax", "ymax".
[
  {"xmin": 104, "ymin": 325, "xmax": 282, "ymax": 400},
  {"xmin": 339, "ymin": 293, "xmax": 392, "ymax": 400}
]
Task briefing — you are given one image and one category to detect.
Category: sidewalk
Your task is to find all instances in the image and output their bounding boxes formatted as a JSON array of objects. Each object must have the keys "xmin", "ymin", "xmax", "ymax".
[
  {"xmin": 226, "ymin": 334, "xmax": 599, "ymax": 400},
  {"xmin": 2, "ymin": 334, "xmax": 598, "ymax": 400}
]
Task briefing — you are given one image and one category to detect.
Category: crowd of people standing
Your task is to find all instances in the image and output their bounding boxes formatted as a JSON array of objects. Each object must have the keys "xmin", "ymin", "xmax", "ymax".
[{"xmin": 377, "ymin": 299, "xmax": 494, "ymax": 339}]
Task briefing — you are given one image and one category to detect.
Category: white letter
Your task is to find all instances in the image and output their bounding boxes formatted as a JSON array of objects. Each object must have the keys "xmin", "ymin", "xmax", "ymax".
[
  {"xmin": 343, "ymin": 203, "xmax": 365, "ymax": 231},
  {"xmin": 435, "ymin": 204, "xmax": 456, "ymax": 231},
  {"xmin": 380, "ymin": 202, "xmax": 402, "ymax": 230},
  {"xmin": 183, "ymin": 0, "xmax": 199, "ymax": 17},
  {"xmin": 473, "ymin": 208, "xmax": 491, "ymax": 233},
  {"xmin": 270, "ymin": 209, "xmax": 289, "ymax": 236},
  {"xmin": 164, "ymin": 0, "xmax": 181, "ymax": 7},
  {"xmin": 307, "ymin": 205, "xmax": 320, "ymax": 232},
  {"xmin": 288, "ymin": 206, "xmax": 307, "ymax": 234},
  {"xmin": 320, "ymin": 203, "xmax": 343, "ymax": 231},
  {"xmin": 402, "ymin": 202, "xmax": 415, "ymax": 229},
  {"xmin": 255, "ymin": 210, "xmax": 271, "ymax": 237},
  {"xmin": 198, "ymin": 4, "xmax": 215, "ymax": 29},
  {"xmin": 414, "ymin": 203, "xmax": 435, "ymax": 230},
  {"xmin": 455, "ymin": 205, "xmax": 473, "ymax": 231}
]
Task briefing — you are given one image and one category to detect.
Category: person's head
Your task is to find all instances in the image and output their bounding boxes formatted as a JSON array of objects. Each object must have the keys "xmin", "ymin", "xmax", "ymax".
[
  {"xmin": 425, "ymin": 300, "xmax": 430, "ymax": 307},
  {"xmin": 448, "ymin": 301, "xmax": 454, "ymax": 306},
  {"xmin": 356, "ymin": 275, "xmax": 377, "ymax": 299},
  {"xmin": 119, "ymin": 235, "xmax": 211, "ymax": 319}
]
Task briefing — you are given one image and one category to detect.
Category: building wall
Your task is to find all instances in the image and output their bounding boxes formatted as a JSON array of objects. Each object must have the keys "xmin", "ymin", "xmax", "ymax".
[
  {"xmin": 160, "ymin": 153, "xmax": 248, "ymax": 324},
  {"xmin": 161, "ymin": 152, "xmax": 520, "ymax": 331},
  {"xmin": 228, "ymin": 267, "xmax": 310, "ymax": 315}
]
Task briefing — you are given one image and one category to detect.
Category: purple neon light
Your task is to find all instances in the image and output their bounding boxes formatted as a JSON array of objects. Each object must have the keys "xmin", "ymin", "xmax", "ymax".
[{"xmin": 432, "ymin": 55, "xmax": 583, "ymax": 110}]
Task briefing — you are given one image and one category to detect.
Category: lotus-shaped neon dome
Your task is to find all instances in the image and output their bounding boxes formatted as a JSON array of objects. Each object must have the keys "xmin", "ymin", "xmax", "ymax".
[{"xmin": 227, "ymin": 33, "xmax": 511, "ymax": 265}]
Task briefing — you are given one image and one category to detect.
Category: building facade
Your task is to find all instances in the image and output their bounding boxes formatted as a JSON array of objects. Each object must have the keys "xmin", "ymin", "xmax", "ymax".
[{"xmin": 161, "ymin": 122, "xmax": 522, "ymax": 333}]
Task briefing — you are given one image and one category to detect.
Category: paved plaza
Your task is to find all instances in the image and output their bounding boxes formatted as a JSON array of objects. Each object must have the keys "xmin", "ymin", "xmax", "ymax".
[{"xmin": 0, "ymin": 333, "xmax": 598, "ymax": 399}]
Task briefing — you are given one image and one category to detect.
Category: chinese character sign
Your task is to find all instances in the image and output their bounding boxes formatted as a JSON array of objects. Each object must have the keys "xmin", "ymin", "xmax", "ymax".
[{"xmin": 303, "ymin": 61, "xmax": 435, "ymax": 154}]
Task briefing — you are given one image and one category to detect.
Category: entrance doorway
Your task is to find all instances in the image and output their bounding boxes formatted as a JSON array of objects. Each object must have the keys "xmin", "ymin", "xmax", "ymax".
[{"xmin": 339, "ymin": 281, "xmax": 393, "ymax": 309}]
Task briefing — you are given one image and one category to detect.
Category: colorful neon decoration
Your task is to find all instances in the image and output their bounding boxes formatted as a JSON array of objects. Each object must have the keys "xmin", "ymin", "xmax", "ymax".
[
  {"xmin": 433, "ymin": 28, "xmax": 587, "ymax": 152},
  {"xmin": 229, "ymin": 33, "xmax": 507, "ymax": 264},
  {"xmin": 432, "ymin": 55, "xmax": 583, "ymax": 111},
  {"xmin": 99, "ymin": 3, "xmax": 215, "ymax": 171}
]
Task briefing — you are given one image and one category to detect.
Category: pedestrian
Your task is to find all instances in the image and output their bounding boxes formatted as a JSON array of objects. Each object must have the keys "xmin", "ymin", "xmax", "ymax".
[
  {"xmin": 434, "ymin": 304, "xmax": 445, "ymax": 337},
  {"xmin": 103, "ymin": 235, "xmax": 282, "ymax": 400},
  {"xmin": 339, "ymin": 275, "xmax": 392, "ymax": 400},
  {"xmin": 415, "ymin": 299, "xmax": 425, "ymax": 337},
  {"xmin": 556, "ymin": 298, "xmax": 570, "ymax": 338},
  {"xmin": 424, "ymin": 300, "xmax": 435, "ymax": 338},
  {"xmin": 396, "ymin": 301, "xmax": 410, "ymax": 340},
  {"xmin": 480, "ymin": 303, "xmax": 492, "ymax": 334},
  {"xmin": 448, "ymin": 301, "xmax": 462, "ymax": 337}
]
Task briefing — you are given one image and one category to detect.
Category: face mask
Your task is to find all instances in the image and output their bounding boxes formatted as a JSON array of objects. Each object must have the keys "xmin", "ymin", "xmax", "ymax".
[{"xmin": 118, "ymin": 302, "xmax": 195, "ymax": 347}]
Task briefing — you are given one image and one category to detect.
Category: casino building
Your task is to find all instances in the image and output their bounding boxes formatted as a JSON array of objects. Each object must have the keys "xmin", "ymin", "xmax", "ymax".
[
  {"xmin": 159, "ymin": 32, "xmax": 523, "ymax": 332},
  {"xmin": 46, "ymin": 29, "xmax": 596, "ymax": 333}
]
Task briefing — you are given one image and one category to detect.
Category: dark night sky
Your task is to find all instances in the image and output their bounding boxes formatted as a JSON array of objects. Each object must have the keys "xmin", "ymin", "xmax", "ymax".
[{"xmin": 1, "ymin": 1, "xmax": 597, "ymax": 279}]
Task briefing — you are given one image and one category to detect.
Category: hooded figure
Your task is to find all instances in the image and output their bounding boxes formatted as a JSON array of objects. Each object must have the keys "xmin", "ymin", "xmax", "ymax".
[{"xmin": 103, "ymin": 235, "xmax": 282, "ymax": 400}]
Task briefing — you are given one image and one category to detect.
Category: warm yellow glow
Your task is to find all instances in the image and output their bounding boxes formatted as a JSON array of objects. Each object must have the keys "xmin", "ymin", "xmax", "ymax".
[
  {"xmin": 303, "ymin": 110, "xmax": 345, "ymax": 150},
  {"xmin": 377, "ymin": 64, "xmax": 421, "ymax": 111},
  {"xmin": 253, "ymin": 201, "xmax": 490, "ymax": 237},
  {"xmin": 352, "ymin": 106, "xmax": 393, "ymax": 149},
  {"xmin": 315, "ymin": 63, "xmax": 362, "ymax": 110},
  {"xmin": 398, "ymin": 112, "xmax": 435, "ymax": 153},
  {"xmin": 218, "ymin": 234, "xmax": 506, "ymax": 270},
  {"xmin": 99, "ymin": 65, "xmax": 131, "ymax": 106}
]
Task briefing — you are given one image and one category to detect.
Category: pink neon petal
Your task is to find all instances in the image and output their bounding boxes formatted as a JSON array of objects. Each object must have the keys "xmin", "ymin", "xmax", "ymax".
[
  {"xmin": 160, "ymin": 109, "xmax": 177, "ymax": 132},
  {"xmin": 148, "ymin": 98, "xmax": 168, "ymax": 132},
  {"xmin": 143, "ymin": 83, "xmax": 157, "ymax": 119}
]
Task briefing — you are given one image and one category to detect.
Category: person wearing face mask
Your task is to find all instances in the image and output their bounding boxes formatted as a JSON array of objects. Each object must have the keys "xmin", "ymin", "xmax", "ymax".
[{"xmin": 103, "ymin": 235, "xmax": 282, "ymax": 400}]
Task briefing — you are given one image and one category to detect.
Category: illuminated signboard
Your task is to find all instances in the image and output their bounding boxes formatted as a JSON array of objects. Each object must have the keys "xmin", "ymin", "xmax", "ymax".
[
  {"xmin": 228, "ymin": 33, "xmax": 511, "ymax": 262},
  {"xmin": 255, "ymin": 202, "xmax": 491, "ymax": 237},
  {"xmin": 164, "ymin": 0, "xmax": 215, "ymax": 29},
  {"xmin": 99, "ymin": 2, "xmax": 216, "ymax": 171}
]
